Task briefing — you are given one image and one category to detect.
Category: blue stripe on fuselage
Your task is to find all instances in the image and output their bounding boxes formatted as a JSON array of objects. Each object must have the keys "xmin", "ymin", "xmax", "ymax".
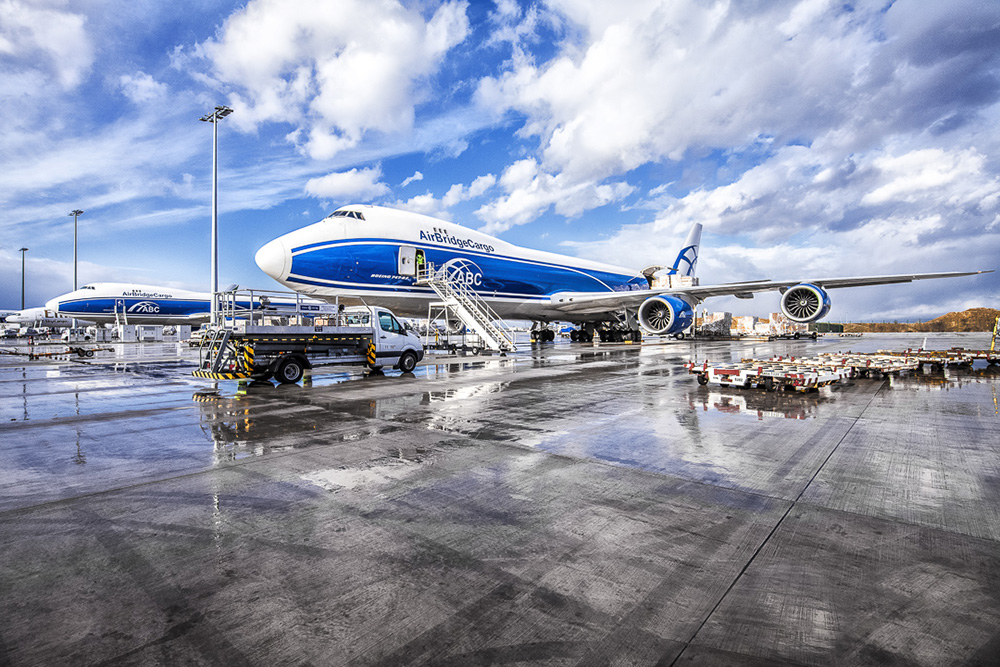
[
  {"xmin": 57, "ymin": 297, "xmax": 256, "ymax": 317},
  {"xmin": 290, "ymin": 239, "xmax": 647, "ymax": 296}
]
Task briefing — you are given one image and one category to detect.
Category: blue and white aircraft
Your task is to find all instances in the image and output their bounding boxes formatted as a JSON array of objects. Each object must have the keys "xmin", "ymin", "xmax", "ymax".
[
  {"xmin": 254, "ymin": 205, "xmax": 990, "ymax": 340},
  {"xmin": 5, "ymin": 307, "xmax": 84, "ymax": 328},
  {"xmin": 45, "ymin": 284, "xmax": 215, "ymax": 325},
  {"xmin": 45, "ymin": 283, "xmax": 339, "ymax": 325}
]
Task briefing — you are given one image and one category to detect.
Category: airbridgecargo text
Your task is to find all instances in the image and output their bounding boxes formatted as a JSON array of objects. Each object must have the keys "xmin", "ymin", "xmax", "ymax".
[{"xmin": 420, "ymin": 228, "xmax": 494, "ymax": 253}]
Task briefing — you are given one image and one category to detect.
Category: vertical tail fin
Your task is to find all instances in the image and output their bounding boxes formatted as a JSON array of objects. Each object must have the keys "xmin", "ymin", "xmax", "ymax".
[{"xmin": 669, "ymin": 223, "xmax": 702, "ymax": 277}]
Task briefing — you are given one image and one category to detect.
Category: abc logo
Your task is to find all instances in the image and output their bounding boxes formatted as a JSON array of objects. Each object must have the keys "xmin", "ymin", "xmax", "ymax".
[{"xmin": 128, "ymin": 301, "xmax": 161, "ymax": 313}]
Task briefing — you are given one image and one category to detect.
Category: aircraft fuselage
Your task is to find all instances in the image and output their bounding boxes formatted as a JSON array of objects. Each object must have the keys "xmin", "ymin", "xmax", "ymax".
[{"xmin": 255, "ymin": 205, "xmax": 648, "ymax": 322}]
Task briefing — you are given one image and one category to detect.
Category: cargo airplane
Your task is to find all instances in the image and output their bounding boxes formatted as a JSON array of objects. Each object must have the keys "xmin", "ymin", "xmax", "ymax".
[
  {"xmin": 254, "ymin": 205, "xmax": 990, "ymax": 341},
  {"xmin": 5, "ymin": 307, "xmax": 84, "ymax": 328},
  {"xmin": 46, "ymin": 283, "xmax": 339, "ymax": 325}
]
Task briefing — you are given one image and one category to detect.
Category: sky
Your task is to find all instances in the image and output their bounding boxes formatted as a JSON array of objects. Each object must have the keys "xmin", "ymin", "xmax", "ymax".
[{"xmin": 2, "ymin": 0, "xmax": 999, "ymax": 321}]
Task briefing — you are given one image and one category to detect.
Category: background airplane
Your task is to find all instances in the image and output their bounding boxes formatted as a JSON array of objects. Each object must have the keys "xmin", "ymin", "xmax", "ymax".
[
  {"xmin": 255, "ymin": 204, "xmax": 990, "ymax": 341},
  {"xmin": 5, "ymin": 307, "xmax": 85, "ymax": 328},
  {"xmin": 46, "ymin": 282, "xmax": 341, "ymax": 325}
]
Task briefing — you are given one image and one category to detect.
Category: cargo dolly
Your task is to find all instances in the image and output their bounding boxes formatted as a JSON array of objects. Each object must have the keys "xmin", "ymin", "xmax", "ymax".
[
  {"xmin": 685, "ymin": 358, "xmax": 848, "ymax": 392},
  {"xmin": 685, "ymin": 352, "xmax": 922, "ymax": 391},
  {"xmin": 0, "ymin": 345, "xmax": 112, "ymax": 361}
]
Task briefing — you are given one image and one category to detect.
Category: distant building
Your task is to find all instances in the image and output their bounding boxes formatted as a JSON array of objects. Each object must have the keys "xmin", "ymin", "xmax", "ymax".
[
  {"xmin": 732, "ymin": 316, "xmax": 757, "ymax": 334},
  {"xmin": 698, "ymin": 311, "xmax": 732, "ymax": 335}
]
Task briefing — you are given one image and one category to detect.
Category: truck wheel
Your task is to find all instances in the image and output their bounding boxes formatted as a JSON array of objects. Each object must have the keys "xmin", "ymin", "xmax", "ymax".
[
  {"xmin": 793, "ymin": 332, "xmax": 801, "ymax": 339},
  {"xmin": 275, "ymin": 356, "xmax": 305, "ymax": 384},
  {"xmin": 674, "ymin": 332, "xmax": 685, "ymax": 340},
  {"xmin": 697, "ymin": 373, "xmax": 708, "ymax": 385},
  {"xmin": 398, "ymin": 350, "xmax": 418, "ymax": 373}
]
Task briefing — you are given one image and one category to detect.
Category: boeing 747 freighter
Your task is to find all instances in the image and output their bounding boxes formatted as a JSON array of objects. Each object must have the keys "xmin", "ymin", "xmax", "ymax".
[
  {"xmin": 253, "ymin": 205, "xmax": 989, "ymax": 340},
  {"xmin": 46, "ymin": 283, "xmax": 339, "ymax": 325}
]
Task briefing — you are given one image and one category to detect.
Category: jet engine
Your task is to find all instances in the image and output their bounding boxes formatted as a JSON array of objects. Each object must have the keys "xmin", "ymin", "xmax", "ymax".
[
  {"xmin": 637, "ymin": 295, "xmax": 694, "ymax": 335},
  {"xmin": 780, "ymin": 283, "xmax": 831, "ymax": 323}
]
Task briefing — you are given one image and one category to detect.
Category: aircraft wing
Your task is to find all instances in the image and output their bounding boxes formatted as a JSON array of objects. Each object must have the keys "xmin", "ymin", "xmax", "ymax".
[{"xmin": 550, "ymin": 270, "xmax": 992, "ymax": 315}]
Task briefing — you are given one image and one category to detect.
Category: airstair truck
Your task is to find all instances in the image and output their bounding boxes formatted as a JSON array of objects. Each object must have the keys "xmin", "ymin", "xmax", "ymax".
[{"xmin": 193, "ymin": 305, "xmax": 424, "ymax": 384}]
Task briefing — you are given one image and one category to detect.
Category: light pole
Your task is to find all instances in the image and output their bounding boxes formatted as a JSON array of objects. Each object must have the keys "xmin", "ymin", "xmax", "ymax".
[
  {"xmin": 69, "ymin": 209, "xmax": 84, "ymax": 291},
  {"xmin": 199, "ymin": 105, "xmax": 233, "ymax": 325},
  {"xmin": 19, "ymin": 247, "xmax": 28, "ymax": 309}
]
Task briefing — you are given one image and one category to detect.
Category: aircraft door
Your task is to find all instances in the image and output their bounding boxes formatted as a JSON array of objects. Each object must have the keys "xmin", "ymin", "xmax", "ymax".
[{"xmin": 398, "ymin": 246, "xmax": 417, "ymax": 276}]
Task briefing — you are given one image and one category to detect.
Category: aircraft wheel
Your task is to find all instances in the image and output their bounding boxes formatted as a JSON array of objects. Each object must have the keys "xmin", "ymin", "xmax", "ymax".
[
  {"xmin": 274, "ymin": 356, "xmax": 305, "ymax": 384},
  {"xmin": 397, "ymin": 350, "xmax": 418, "ymax": 373}
]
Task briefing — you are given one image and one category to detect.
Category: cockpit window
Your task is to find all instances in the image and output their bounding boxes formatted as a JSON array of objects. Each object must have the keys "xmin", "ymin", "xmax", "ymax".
[{"xmin": 329, "ymin": 210, "xmax": 366, "ymax": 221}]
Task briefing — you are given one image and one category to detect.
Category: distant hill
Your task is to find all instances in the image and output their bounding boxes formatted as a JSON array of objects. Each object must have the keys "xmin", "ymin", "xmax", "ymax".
[{"xmin": 840, "ymin": 308, "xmax": 1000, "ymax": 333}]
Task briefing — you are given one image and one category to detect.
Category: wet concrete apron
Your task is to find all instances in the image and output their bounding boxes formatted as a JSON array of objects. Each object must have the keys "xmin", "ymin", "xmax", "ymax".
[{"xmin": 0, "ymin": 334, "xmax": 998, "ymax": 666}]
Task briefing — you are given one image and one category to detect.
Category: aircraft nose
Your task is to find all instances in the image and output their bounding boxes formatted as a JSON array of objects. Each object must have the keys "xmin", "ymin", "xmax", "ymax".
[{"xmin": 255, "ymin": 238, "xmax": 290, "ymax": 281}]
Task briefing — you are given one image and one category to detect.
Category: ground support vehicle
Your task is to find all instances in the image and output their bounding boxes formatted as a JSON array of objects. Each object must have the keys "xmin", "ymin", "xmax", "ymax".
[
  {"xmin": 869, "ymin": 348, "xmax": 1000, "ymax": 368},
  {"xmin": 684, "ymin": 346, "xmax": 997, "ymax": 391},
  {"xmin": 0, "ymin": 345, "xmax": 112, "ymax": 360},
  {"xmin": 193, "ymin": 305, "xmax": 424, "ymax": 384},
  {"xmin": 685, "ymin": 359, "xmax": 848, "ymax": 392},
  {"xmin": 771, "ymin": 331, "xmax": 818, "ymax": 340}
]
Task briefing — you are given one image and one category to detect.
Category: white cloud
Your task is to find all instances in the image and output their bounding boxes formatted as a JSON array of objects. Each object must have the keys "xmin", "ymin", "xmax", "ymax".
[
  {"xmin": 119, "ymin": 71, "xmax": 168, "ymax": 104},
  {"xmin": 861, "ymin": 148, "xmax": 995, "ymax": 207},
  {"xmin": 401, "ymin": 171, "xmax": 424, "ymax": 187},
  {"xmin": 394, "ymin": 173, "xmax": 497, "ymax": 219},
  {"xmin": 475, "ymin": 158, "xmax": 633, "ymax": 233},
  {"xmin": 477, "ymin": 0, "xmax": 881, "ymax": 181},
  {"xmin": 304, "ymin": 166, "xmax": 391, "ymax": 200},
  {"xmin": 202, "ymin": 0, "xmax": 470, "ymax": 159},
  {"xmin": 0, "ymin": 0, "xmax": 94, "ymax": 89}
]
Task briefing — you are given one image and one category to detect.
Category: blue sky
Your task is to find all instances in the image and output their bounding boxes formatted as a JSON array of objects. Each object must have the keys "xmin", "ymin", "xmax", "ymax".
[{"xmin": 2, "ymin": 0, "xmax": 999, "ymax": 321}]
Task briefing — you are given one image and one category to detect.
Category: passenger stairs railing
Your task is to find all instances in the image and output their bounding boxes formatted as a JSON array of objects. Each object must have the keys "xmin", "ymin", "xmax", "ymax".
[{"xmin": 416, "ymin": 261, "xmax": 517, "ymax": 353}]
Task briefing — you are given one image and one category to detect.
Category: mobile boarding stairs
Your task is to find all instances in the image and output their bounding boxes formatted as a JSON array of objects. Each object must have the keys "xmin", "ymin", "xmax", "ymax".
[{"xmin": 416, "ymin": 260, "xmax": 517, "ymax": 354}]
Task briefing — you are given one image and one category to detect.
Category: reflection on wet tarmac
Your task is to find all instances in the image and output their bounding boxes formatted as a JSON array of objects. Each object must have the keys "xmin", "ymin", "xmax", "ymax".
[{"xmin": 689, "ymin": 388, "xmax": 827, "ymax": 420}]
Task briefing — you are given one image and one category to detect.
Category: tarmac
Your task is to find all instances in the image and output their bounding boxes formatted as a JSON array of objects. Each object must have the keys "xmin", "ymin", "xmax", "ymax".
[{"xmin": 1, "ymin": 332, "xmax": 998, "ymax": 666}]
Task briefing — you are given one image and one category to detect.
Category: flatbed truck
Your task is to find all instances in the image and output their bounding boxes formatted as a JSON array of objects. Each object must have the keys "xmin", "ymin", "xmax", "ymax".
[{"xmin": 193, "ymin": 305, "xmax": 424, "ymax": 383}]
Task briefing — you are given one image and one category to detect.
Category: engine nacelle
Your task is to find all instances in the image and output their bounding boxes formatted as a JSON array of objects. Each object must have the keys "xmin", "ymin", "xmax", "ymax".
[
  {"xmin": 780, "ymin": 283, "xmax": 831, "ymax": 323},
  {"xmin": 637, "ymin": 295, "xmax": 694, "ymax": 335}
]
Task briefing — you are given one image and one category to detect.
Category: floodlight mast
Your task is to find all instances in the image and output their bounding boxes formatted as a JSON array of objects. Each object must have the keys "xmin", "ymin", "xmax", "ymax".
[
  {"xmin": 69, "ymin": 210, "xmax": 84, "ymax": 291},
  {"xmin": 199, "ymin": 105, "xmax": 233, "ymax": 326},
  {"xmin": 19, "ymin": 247, "xmax": 29, "ymax": 310}
]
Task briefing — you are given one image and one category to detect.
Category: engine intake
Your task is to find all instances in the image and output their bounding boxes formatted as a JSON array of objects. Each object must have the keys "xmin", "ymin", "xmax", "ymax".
[
  {"xmin": 780, "ymin": 283, "xmax": 831, "ymax": 323},
  {"xmin": 638, "ymin": 296, "xmax": 694, "ymax": 335}
]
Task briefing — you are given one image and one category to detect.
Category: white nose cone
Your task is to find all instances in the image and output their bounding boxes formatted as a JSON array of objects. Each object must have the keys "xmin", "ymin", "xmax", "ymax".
[{"xmin": 255, "ymin": 238, "xmax": 289, "ymax": 282}]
